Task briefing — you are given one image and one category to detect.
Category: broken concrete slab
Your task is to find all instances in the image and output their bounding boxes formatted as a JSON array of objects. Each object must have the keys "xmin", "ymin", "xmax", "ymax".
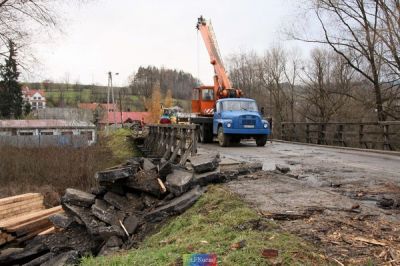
[
  {"xmin": 141, "ymin": 194, "xmax": 159, "ymax": 209},
  {"xmin": 95, "ymin": 167, "xmax": 133, "ymax": 184},
  {"xmin": 22, "ymin": 252, "xmax": 53, "ymax": 266},
  {"xmin": 158, "ymin": 160, "xmax": 173, "ymax": 178},
  {"xmin": 90, "ymin": 186, "xmax": 107, "ymax": 197},
  {"xmin": 124, "ymin": 170, "xmax": 163, "ymax": 197},
  {"xmin": 219, "ymin": 169, "xmax": 239, "ymax": 181},
  {"xmin": 166, "ymin": 168, "xmax": 194, "ymax": 196},
  {"xmin": 91, "ymin": 199, "xmax": 125, "ymax": 226},
  {"xmin": 0, "ymin": 244, "xmax": 48, "ymax": 266},
  {"xmin": 103, "ymin": 192, "xmax": 129, "ymax": 211},
  {"xmin": 97, "ymin": 225, "xmax": 125, "ymax": 240},
  {"xmin": 193, "ymin": 168, "xmax": 222, "ymax": 186},
  {"xmin": 275, "ymin": 164, "xmax": 291, "ymax": 174},
  {"xmin": 62, "ymin": 188, "xmax": 95, "ymax": 208},
  {"xmin": 39, "ymin": 225, "xmax": 101, "ymax": 256},
  {"xmin": 239, "ymin": 162, "xmax": 263, "ymax": 174},
  {"xmin": 125, "ymin": 193, "xmax": 144, "ymax": 211},
  {"xmin": 61, "ymin": 203, "xmax": 105, "ymax": 236},
  {"xmin": 123, "ymin": 215, "xmax": 139, "ymax": 234},
  {"xmin": 97, "ymin": 236, "xmax": 122, "ymax": 256},
  {"xmin": 142, "ymin": 158, "xmax": 157, "ymax": 171},
  {"xmin": 144, "ymin": 185, "xmax": 206, "ymax": 222},
  {"xmin": 189, "ymin": 153, "xmax": 219, "ymax": 173},
  {"xmin": 49, "ymin": 213, "xmax": 75, "ymax": 229},
  {"xmin": 41, "ymin": 250, "xmax": 79, "ymax": 266}
]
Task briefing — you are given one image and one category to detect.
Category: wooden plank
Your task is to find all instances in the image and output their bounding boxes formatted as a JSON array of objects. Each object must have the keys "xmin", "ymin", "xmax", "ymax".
[
  {"xmin": 0, "ymin": 201, "xmax": 44, "ymax": 216},
  {"xmin": 10, "ymin": 219, "xmax": 53, "ymax": 237},
  {"xmin": 38, "ymin": 226, "xmax": 55, "ymax": 236},
  {"xmin": 0, "ymin": 197, "xmax": 43, "ymax": 212},
  {"xmin": 0, "ymin": 200, "xmax": 44, "ymax": 215},
  {"xmin": 0, "ymin": 202, "xmax": 45, "ymax": 219},
  {"xmin": 0, "ymin": 193, "xmax": 41, "ymax": 206},
  {"xmin": 0, "ymin": 206, "xmax": 62, "ymax": 229}
]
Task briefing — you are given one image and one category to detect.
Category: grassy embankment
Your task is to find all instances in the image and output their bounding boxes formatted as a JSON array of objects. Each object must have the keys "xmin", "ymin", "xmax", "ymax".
[
  {"xmin": 82, "ymin": 186, "xmax": 328, "ymax": 266},
  {"xmin": 0, "ymin": 128, "xmax": 136, "ymax": 204}
]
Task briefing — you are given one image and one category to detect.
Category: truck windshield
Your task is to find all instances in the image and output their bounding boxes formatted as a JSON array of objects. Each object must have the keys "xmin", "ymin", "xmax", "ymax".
[{"xmin": 222, "ymin": 101, "xmax": 258, "ymax": 112}]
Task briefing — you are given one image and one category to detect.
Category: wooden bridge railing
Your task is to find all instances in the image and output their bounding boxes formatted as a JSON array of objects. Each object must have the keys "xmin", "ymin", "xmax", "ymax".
[
  {"xmin": 281, "ymin": 121, "xmax": 400, "ymax": 151},
  {"xmin": 144, "ymin": 124, "xmax": 198, "ymax": 165}
]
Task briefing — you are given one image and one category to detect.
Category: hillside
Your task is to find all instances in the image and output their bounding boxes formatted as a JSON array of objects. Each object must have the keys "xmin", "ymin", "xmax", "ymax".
[{"xmin": 24, "ymin": 82, "xmax": 191, "ymax": 112}]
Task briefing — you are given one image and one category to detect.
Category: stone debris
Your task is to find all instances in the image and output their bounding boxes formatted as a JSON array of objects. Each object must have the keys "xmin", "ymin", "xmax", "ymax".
[
  {"xmin": 189, "ymin": 153, "xmax": 220, "ymax": 173},
  {"xmin": 166, "ymin": 168, "xmax": 194, "ymax": 196},
  {"xmin": 48, "ymin": 213, "xmax": 75, "ymax": 229},
  {"xmin": 123, "ymin": 215, "xmax": 139, "ymax": 234},
  {"xmin": 275, "ymin": 164, "xmax": 291, "ymax": 174},
  {"xmin": 62, "ymin": 188, "xmax": 95, "ymax": 208},
  {"xmin": 1, "ymin": 151, "xmax": 264, "ymax": 265},
  {"xmin": 193, "ymin": 168, "xmax": 221, "ymax": 186},
  {"xmin": 145, "ymin": 186, "xmax": 206, "ymax": 222},
  {"xmin": 95, "ymin": 167, "xmax": 133, "ymax": 185},
  {"xmin": 142, "ymin": 158, "xmax": 157, "ymax": 171}
]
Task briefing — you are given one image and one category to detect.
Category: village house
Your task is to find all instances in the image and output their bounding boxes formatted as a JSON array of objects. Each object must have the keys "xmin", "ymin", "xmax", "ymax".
[{"xmin": 21, "ymin": 86, "xmax": 47, "ymax": 110}]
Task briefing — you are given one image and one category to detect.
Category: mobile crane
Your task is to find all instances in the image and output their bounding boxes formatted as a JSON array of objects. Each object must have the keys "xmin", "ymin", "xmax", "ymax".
[{"xmin": 191, "ymin": 16, "xmax": 270, "ymax": 147}]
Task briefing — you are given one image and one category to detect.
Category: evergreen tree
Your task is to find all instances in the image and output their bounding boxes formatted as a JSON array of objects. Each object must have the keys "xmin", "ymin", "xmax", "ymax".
[
  {"xmin": 0, "ymin": 41, "xmax": 23, "ymax": 118},
  {"xmin": 24, "ymin": 102, "xmax": 32, "ymax": 116}
]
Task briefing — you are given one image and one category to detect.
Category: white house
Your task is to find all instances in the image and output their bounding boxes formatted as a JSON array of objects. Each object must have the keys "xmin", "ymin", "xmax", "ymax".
[{"xmin": 21, "ymin": 86, "xmax": 46, "ymax": 110}]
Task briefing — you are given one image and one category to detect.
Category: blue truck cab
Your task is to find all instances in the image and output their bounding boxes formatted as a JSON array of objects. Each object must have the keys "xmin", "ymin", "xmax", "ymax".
[{"xmin": 213, "ymin": 98, "xmax": 271, "ymax": 147}]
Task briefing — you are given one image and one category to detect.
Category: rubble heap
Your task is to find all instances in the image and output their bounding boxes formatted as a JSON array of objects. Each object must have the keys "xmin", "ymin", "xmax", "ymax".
[{"xmin": 0, "ymin": 152, "xmax": 262, "ymax": 265}]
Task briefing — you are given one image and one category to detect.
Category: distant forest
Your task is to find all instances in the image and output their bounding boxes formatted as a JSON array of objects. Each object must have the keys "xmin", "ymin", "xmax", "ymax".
[{"xmin": 129, "ymin": 66, "xmax": 200, "ymax": 99}]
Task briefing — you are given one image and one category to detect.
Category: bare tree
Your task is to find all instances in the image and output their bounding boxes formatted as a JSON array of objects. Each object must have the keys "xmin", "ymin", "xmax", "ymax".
[
  {"xmin": 259, "ymin": 46, "xmax": 291, "ymax": 130},
  {"xmin": 227, "ymin": 51, "xmax": 261, "ymax": 99},
  {"xmin": 0, "ymin": 1, "xmax": 57, "ymax": 56},
  {"xmin": 293, "ymin": 0, "xmax": 387, "ymax": 121},
  {"xmin": 299, "ymin": 48, "xmax": 353, "ymax": 123}
]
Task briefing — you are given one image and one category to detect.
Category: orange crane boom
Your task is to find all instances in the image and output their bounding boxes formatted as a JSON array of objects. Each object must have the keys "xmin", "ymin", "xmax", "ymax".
[
  {"xmin": 196, "ymin": 16, "xmax": 232, "ymax": 91},
  {"xmin": 193, "ymin": 16, "xmax": 243, "ymax": 116}
]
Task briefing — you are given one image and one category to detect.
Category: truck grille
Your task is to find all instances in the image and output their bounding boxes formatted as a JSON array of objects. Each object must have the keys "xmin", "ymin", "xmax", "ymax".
[
  {"xmin": 241, "ymin": 119, "xmax": 256, "ymax": 125},
  {"xmin": 240, "ymin": 115, "xmax": 257, "ymax": 126}
]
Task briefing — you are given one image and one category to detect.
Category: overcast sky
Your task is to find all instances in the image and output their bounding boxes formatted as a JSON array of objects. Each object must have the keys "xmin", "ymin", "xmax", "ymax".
[{"xmin": 27, "ymin": 0, "xmax": 308, "ymax": 86}]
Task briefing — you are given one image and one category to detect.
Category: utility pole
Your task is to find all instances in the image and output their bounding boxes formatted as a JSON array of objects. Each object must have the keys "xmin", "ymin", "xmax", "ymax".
[
  {"xmin": 107, "ymin": 72, "xmax": 118, "ymax": 133},
  {"xmin": 119, "ymin": 89, "xmax": 124, "ymax": 128}
]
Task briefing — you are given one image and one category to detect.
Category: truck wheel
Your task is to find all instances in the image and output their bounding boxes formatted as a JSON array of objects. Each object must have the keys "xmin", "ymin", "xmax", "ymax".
[
  {"xmin": 218, "ymin": 126, "xmax": 230, "ymax": 147},
  {"xmin": 199, "ymin": 124, "xmax": 213, "ymax": 143},
  {"xmin": 199, "ymin": 125, "xmax": 205, "ymax": 143},
  {"xmin": 256, "ymin": 135, "xmax": 267, "ymax": 147}
]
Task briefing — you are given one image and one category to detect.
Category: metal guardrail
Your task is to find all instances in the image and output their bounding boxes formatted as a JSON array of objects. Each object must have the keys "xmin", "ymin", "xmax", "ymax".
[
  {"xmin": 143, "ymin": 124, "xmax": 198, "ymax": 165},
  {"xmin": 281, "ymin": 121, "xmax": 400, "ymax": 151}
]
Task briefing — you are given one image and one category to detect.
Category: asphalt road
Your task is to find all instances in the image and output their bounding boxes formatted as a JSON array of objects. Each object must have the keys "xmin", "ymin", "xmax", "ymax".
[{"xmin": 199, "ymin": 140, "xmax": 400, "ymax": 184}]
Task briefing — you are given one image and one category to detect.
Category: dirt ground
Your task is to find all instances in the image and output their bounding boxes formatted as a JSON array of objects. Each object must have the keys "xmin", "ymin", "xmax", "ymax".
[{"xmin": 202, "ymin": 141, "xmax": 400, "ymax": 265}]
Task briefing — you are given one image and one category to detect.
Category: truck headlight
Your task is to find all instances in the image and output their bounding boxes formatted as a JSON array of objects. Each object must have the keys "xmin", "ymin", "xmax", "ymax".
[
  {"xmin": 263, "ymin": 123, "xmax": 268, "ymax": 128},
  {"xmin": 227, "ymin": 122, "xmax": 232, "ymax": 128}
]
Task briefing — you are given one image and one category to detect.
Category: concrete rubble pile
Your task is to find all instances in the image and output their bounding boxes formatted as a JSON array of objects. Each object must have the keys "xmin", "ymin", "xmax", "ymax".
[{"xmin": 0, "ymin": 152, "xmax": 262, "ymax": 266}]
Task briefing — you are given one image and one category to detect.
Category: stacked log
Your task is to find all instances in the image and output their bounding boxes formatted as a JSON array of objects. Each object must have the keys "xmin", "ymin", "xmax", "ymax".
[{"xmin": 0, "ymin": 193, "xmax": 63, "ymax": 246}]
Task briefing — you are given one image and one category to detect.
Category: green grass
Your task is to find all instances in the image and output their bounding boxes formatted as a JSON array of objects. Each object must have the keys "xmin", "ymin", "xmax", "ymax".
[
  {"xmin": 46, "ymin": 90, "xmax": 92, "ymax": 104},
  {"xmin": 101, "ymin": 128, "xmax": 139, "ymax": 163},
  {"xmin": 81, "ymin": 186, "xmax": 327, "ymax": 266}
]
